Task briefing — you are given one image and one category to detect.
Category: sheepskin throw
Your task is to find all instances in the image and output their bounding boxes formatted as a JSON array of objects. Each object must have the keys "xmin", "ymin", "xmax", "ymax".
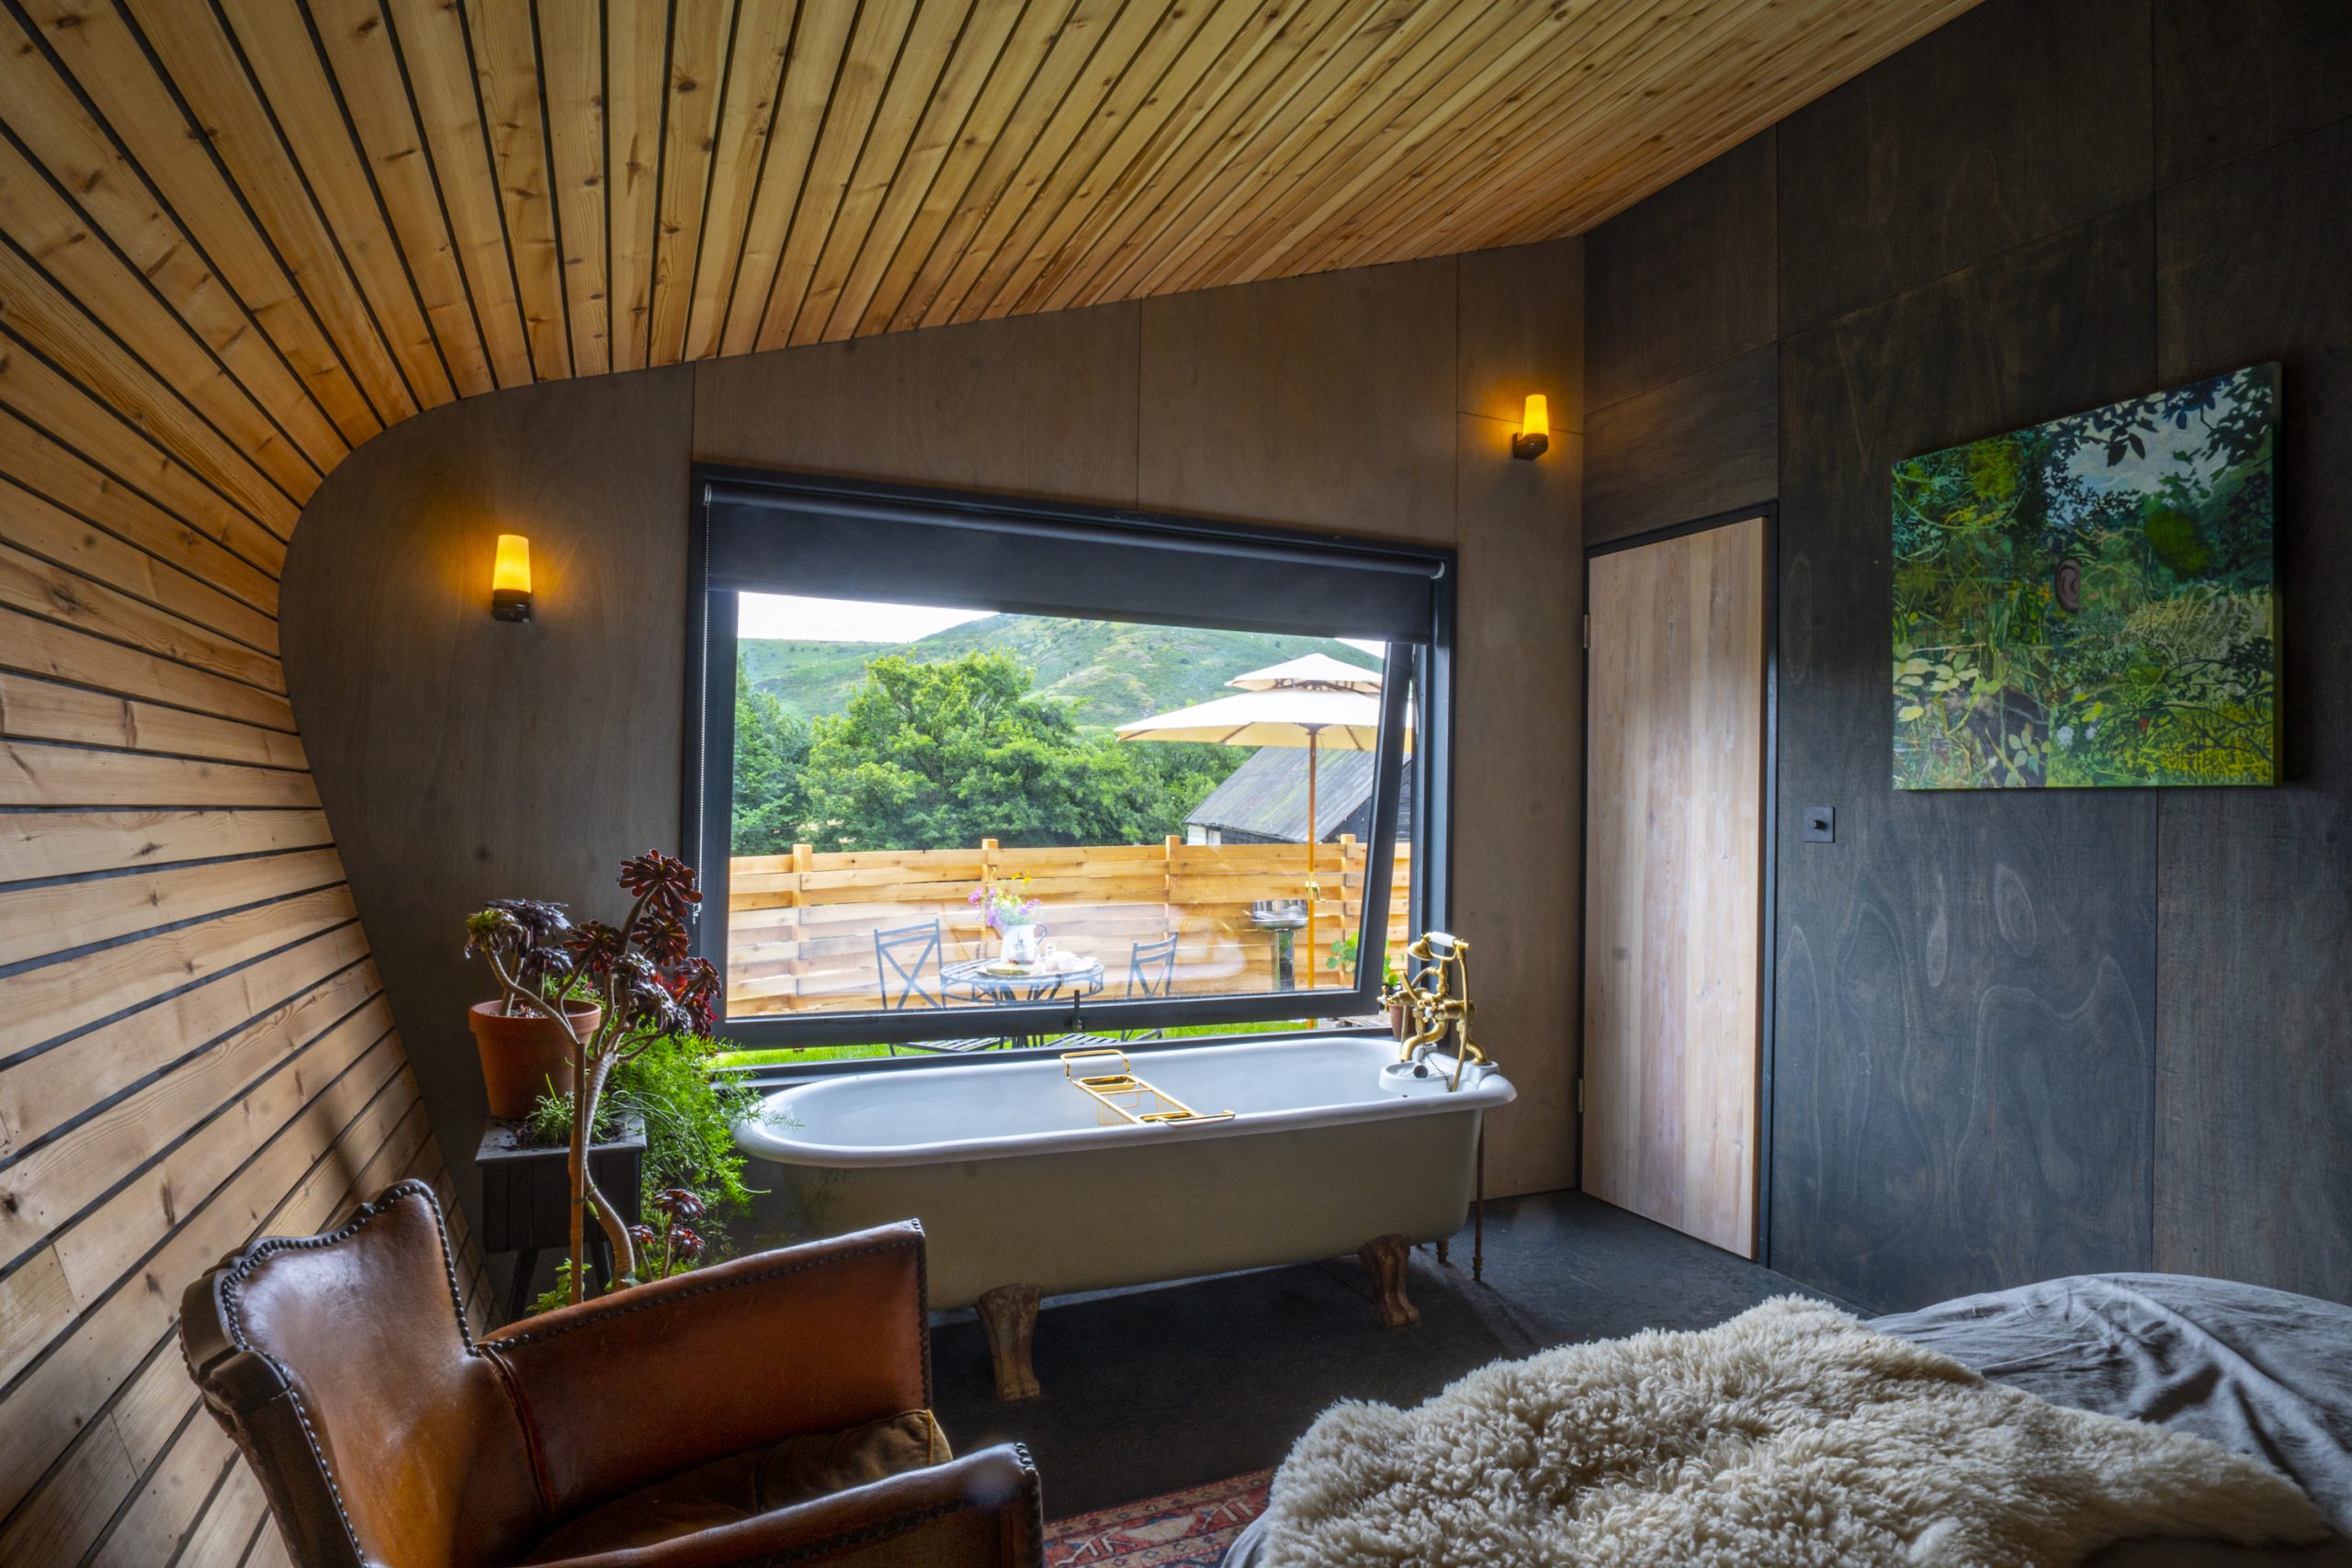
[{"xmin": 1257, "ymin": 1297, "xmax": 2327, "ymax": 1567}]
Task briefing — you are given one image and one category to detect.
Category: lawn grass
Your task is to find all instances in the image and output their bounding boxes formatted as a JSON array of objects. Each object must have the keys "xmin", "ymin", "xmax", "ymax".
[
  {"xmin": 710, "ymin": 1042, "xmax": 895, "ymax": 1069},
  {"xmin": 710, "ymin": 1017, "xmax": 1320, "ymax": 1072}
]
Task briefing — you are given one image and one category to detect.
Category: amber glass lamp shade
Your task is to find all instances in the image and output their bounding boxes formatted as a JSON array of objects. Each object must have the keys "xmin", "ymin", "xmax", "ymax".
[
  {"xmin": 492, "ymin": 534, "xmax": 533, "ymax": 622},
  {"xmin": 1511, "ymin": 393, "xmax": 1550, "ymax": 460}
]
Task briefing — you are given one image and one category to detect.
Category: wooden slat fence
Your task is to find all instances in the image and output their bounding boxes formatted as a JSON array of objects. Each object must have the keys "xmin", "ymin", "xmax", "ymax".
[{"xmin": 728, "ymin": 837, "xmax": 1411, "ymax": 1018}]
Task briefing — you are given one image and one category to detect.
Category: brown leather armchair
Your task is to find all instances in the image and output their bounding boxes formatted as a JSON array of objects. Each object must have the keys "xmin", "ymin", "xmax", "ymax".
[{"xmin": 180, "ymin": 1180, "xmax": 1042, "ymax": 1567}]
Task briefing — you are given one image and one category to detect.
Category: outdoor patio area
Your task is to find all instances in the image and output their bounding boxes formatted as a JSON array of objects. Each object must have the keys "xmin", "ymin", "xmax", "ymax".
[{"xmin": 724, "ymin": 837, "xmax": 1412, "ymax": 1021}]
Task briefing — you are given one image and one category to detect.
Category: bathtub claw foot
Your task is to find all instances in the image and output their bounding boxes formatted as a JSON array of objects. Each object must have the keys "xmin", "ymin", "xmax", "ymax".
[
  {"xmin": 1435, "ymin": 1238, "xmax": 1451, "ymax": 1267},
  {"xmin": 977, "ymin": 1284, "xmax": 1043, "ymax": 1402},
  {"xmin": 1359, "ymin": 1234, "xmax": 1419, "ymax": 1328}
]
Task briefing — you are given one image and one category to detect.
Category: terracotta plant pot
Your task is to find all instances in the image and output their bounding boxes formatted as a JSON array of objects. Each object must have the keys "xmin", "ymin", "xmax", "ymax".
[
  {"xmin": 469, "ymin": 1000, "xmax": 601, "ymax": 1121},
  {"xmin": 1388, "ymin": 998, "xmax": 1411, "ymax": 1042}
]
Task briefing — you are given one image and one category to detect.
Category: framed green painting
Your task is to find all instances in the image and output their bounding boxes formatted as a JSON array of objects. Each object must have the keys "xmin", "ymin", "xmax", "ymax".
[{"xmin": 1891, "ymin": 364, "xmax": 2279, "ymax": 789}]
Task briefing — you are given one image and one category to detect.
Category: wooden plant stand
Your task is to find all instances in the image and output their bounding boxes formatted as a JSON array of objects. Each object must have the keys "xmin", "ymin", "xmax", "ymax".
[{"xmin": 476, "ymin": 1116, "xmax": 645, "ymax": 1324}]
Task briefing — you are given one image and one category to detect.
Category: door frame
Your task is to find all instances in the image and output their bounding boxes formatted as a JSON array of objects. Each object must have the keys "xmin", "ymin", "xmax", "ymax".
[{"xmin": 1577, "ymin": 501, "xmax": 1781, "ymax": 1264}]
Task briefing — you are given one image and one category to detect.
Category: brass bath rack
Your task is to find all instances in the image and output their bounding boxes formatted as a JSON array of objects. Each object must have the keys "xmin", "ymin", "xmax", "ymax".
[{"xmin": 1061, "ymin": 1049, "xmax": 1234, "ymax": 1127}]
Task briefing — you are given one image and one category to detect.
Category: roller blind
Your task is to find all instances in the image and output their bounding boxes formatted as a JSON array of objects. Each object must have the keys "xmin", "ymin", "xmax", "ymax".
[{"xmin": 700, "ymin": 469, "xmax": 1448, "ymax": 643}]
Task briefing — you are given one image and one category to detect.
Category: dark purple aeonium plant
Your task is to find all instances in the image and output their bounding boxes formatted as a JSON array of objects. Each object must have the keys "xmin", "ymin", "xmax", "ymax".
[
  {"xmin": 629, "ymin": 1189, "xmax": 709, "ymax": 1283},
  {"xmin": 465, "ymin": 852, "xmax": 720, "ymax": 1305}
]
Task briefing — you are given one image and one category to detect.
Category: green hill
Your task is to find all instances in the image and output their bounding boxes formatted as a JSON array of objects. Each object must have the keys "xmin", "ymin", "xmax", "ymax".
[{"xmin": 741, "ymin": 616, "xmax": 1380, "ymax": 728}]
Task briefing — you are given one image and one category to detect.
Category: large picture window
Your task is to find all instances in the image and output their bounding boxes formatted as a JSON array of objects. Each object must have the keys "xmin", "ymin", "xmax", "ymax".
[{"xmin": 684, "ymin": 468, "xmax": 1452, "ymax": 1066}]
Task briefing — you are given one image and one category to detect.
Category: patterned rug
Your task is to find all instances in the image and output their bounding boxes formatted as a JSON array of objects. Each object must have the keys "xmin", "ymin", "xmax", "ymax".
[{"xmin": 1046, "ymin": 1471, "xmax": 1272, "ymax": 1565}]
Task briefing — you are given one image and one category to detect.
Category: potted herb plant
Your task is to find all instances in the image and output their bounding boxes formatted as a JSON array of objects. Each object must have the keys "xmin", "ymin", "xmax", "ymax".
[
  {"xmin": 969, "ymin": 874, "xmax": 1046, "ymax": 964},
  {"xmin": 465, "ymin": 852, "xmax": 721, "ymax": 1306}
]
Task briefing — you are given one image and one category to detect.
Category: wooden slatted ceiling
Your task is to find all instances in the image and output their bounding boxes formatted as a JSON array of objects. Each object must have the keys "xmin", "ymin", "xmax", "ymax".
[
  {"xmin": 0, "ymin": 0, "xmax": 1974, "ymax": 420},
  {"xmin": 0, "ymin": 1, "xmax": 1972, "ymax": 1562}
]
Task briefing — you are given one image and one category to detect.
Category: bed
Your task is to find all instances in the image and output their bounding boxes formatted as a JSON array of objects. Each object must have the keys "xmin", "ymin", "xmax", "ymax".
[{"xmin": 1223, "ymin": 1274, "xmax": 2352, "ymax": 1565}]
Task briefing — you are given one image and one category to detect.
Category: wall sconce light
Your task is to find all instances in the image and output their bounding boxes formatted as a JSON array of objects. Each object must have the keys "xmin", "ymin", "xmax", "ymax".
[
  {"xmin": 491, "ymin": 533, "xmax": 533, "ymax": 622},
  {"xmin": 1511, "ymin": 393, "xmax": 1550, "ymax": 460}
]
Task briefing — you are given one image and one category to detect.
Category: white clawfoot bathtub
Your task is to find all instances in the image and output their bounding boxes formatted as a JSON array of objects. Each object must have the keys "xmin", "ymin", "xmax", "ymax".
[{"xmin": 734, "ymin": 1035, "xmax": 1512, "ymax": 1357}]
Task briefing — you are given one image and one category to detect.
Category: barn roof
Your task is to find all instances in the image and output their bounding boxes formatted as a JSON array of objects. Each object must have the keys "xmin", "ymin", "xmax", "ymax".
[{"xmin": 1185, "ymin": 748, "xmax": 1412, "ymax": 843}]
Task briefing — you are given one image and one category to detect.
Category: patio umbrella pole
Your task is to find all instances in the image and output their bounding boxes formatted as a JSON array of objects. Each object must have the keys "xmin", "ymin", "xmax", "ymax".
[
  {"xmin": 1304, "ymin": 729, "xmax": 1317, "ymax": 992},
  {"xmin": 1115, "ymin": 660, "xmax": 1391, "ymax": 1005}
]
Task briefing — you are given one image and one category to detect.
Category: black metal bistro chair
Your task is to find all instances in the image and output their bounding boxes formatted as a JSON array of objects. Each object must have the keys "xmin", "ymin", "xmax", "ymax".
[
  {"xmin": 1056, "ymin": 933, "xmax": 1180, "ymax": 1050},
  {"xmin": 873, "ymin": 918, "xmax": 1004, "ymax": 1055}
]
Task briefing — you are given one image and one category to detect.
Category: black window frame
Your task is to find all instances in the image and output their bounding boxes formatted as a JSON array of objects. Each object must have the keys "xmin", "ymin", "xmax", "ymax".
[{"xmin": 683, "ymin": 465, "xmax": 1453, "ymax": 1068}]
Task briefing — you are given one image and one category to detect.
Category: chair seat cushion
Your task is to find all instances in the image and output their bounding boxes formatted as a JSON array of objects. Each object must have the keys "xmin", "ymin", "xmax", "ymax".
[{"xmin": 522, "ymin": 1410, "xmax": 950, "ymax": 1562}]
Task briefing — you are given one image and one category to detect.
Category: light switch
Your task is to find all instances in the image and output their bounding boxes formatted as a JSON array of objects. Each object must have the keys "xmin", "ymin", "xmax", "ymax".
[{"xmin": 1801, "ymin": 806, "xmax": 1835, "ymax": 843}]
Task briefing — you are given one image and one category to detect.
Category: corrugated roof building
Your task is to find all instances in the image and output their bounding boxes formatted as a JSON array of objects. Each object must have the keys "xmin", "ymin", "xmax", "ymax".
[{"xmin": 1183, "ymin": 749, "xmax": 1414, "ymax": 845}]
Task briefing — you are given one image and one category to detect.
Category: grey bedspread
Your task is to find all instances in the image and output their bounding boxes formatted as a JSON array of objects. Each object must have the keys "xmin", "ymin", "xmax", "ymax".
[
  {"xmin": 1877, "ymin": 1274, "xmax": 2352, "ymax": 1566},
  {"xmin": 1222, "ymin": 1273, "xmax": 2352, "ymax": 1565}
]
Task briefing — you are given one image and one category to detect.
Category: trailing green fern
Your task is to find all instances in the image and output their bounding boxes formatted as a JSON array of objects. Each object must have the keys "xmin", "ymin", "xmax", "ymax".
[
  {"xmin": 521, "ymin": 1033, "xmax": 771, "ymax": 1292},
  {"xmin": 608, "ymin": 1034, "xmax": 769, "ymax": 1224}
]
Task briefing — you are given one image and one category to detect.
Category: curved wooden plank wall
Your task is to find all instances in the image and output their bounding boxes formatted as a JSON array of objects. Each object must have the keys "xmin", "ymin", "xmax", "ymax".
[{"xmin": 0, "ymin": 2, "xmax": 1973, "ymax": 1562}]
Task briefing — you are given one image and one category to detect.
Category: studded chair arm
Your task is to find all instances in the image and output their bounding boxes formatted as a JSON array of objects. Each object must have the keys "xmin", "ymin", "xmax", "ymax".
[
  {"xmin": 519, "ymin": 1445, "xmax": 1043, "ymax": 1568},
  {"xmin": 481, "ymin": 1223, "xmax": 933, "ymax": 1522}
]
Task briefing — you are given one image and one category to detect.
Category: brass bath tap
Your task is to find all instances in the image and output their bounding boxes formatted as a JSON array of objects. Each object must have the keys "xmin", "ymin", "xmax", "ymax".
[{"xmin": 1385, "ymin": 931, "xmax": 1488, "ymax": 1091}]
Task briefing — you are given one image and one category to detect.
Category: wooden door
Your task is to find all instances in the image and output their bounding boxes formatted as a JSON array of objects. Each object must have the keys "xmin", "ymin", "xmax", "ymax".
[{"xmin": 1582, "ymin": 518, "xmax": 1767, "ymax": 1256}]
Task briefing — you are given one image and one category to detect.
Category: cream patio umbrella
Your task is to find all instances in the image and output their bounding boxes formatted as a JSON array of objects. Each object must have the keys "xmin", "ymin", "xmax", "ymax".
[
  {"xmin": 1224, "ymin": 651, "xmax": 1385, "ymax": 695},
  {"xmin": 1116, "ymin": 657, "xmax": 1397, "ymax": 989}
]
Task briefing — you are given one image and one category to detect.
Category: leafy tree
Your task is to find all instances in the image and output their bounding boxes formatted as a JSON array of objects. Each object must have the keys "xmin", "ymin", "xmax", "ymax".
[
  {"xmin": 735, "ymin": 651, "xmax": 1242, "ymax": 852},
  {"xmin": 732, "ymin": 681, "xmax": 810, "ymax": 854}
]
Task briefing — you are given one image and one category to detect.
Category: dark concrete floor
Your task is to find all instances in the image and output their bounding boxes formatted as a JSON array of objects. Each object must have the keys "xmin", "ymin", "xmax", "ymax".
[{"xmin": 928, "ymin": 1190, "xmax": 1844, "ymax": 1518}]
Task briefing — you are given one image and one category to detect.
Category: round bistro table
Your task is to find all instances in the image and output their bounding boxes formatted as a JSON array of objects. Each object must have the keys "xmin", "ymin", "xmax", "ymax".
[{"xmin": 941, "ymin": 954, "xmax": 1109, "ymax": 1006}]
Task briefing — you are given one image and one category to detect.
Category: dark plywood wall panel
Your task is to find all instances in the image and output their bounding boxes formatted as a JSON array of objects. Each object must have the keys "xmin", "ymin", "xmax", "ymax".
[
  {"xmin": 1586, "ymin": 133, "xmax": 1778, "ymax": 412},
  {"xmin": 1775, "ymin": 0, "xmax": 2154, "ymax": 337},
  {"xmin": 694, "ymin": 304, "xmax": 1142, "ymax": 504},
  {"xmin": 1580, "ymin": 122, "xmax": 1777, "ymax": 546},
  {"xmin": 288, "ymin": 251, "xmax": 1586, "ymax": 1219},
  {"xmin": 1450, "ymin": 413, "xmax": 1582, "ymax": 1196},
  {"xmin": 1459, "ymin": 242, "xmax": 1587, "ymax": 437},
  {"xmin": 2153, "ymin": 0, "xmax": 2352, "ymax": 184},
  {"xmin": 1772, "ymin": 209, "xmax": 2161, "ymax": 1309},
  {"xmin": 1583, "ymin": 0, "xmax": 2352, "ymax": 1310},
  {"xmin": 2150, "ymin": 121, "xmax": 2352, "ymax": 1299},
  {"xmin": 1138, "ymin": 261, "xmax": 1460, "ymax": 543},
  {"xmin": 1584, "ymin": 346, "xmax": 1780, "ymax": 547},
  {"xmin": 282, "ymin": 368, "xmax": 695, "ymax": 1235}
]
